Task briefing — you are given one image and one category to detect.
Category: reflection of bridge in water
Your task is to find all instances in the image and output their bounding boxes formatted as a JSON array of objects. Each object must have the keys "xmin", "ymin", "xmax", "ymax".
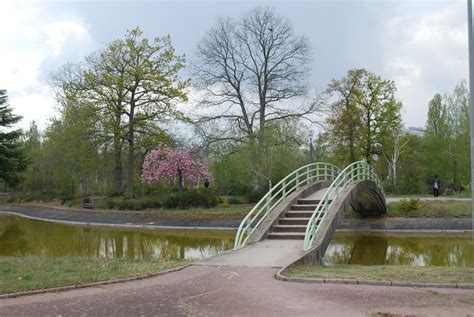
[
  {"xmin": 204, "ymin": 161, "xmax": 387, "ymax": 267},
  {"xmin": 348, "ymin": 236, "xmax": 388, "ymax": 265}
]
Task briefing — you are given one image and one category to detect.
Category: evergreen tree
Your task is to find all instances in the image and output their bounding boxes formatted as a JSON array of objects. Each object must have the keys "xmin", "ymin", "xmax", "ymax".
[{"xmin": 0, "ymin": 90, "xmax": 27, "ymax": 186}]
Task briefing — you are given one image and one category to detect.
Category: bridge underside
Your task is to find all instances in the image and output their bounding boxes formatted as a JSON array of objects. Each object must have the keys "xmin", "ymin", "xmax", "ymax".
[
  {"xmin": 350, "ymin": 184, "xmax": 386, "ymax": 216},
  {"xmin": 290, "ymin": 180, "xmax": 386, "ymax": 265}
]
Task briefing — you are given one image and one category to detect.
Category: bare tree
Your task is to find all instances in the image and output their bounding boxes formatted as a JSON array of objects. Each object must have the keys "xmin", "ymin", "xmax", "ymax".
[{"xmin": 193, "ymin": 7, "xmax": 322, "ymax": 188}]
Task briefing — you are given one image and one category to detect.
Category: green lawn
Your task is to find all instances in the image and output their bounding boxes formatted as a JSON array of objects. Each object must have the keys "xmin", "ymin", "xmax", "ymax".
[
  {"xmin": 0, "ymin": 256, "xmax": 187, "ymax": 295},
  {"xmin": 284, "ymin": 264, "xmax": 474, "ymax": 285},
  {"xmin": 345, "ymin": 200, "xmax": 472, "ymax": 218},
  {"xmin": 142, "ymin": 204, "xmax": 253, "ymax": 221}
]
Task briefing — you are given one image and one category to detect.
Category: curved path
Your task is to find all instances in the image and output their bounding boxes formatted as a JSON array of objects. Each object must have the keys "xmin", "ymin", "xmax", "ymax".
[
  {"xmin": 1, "ymin": 266, "xmax": 473, "ymax": 316},
  {"xmin": 1, "ymin": 201, "xmax": 472, "ymax": 232},
  {"xmin": 0, "ymin": 204, "xmax": 240, "ymax": 229}
]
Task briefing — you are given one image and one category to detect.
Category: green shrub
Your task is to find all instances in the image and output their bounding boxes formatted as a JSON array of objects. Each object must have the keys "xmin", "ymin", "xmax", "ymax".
[
  {"xmin": 245, "ymin": 190, "xmax": 266, "ymax": 204},
  {"xmin": 230, "ymin": 183, "xmax": 253, "ymax": 196},
  {"xmin": 103, "ymin": 197, "xmax": 162, "ymax": 210},
  {"xmin": 398, "ymin": 198, "xmax": 422, "ymax": 212},
  {"xmin": 142, "ymin": 197, "xmax": 162, "ymax": 209},
  {"xmin": 227, "ymin": 196, "xmax": 245, "ymax": 204},
  {"xmin": 163, "ymin": 191, "xmax": 219, "ymax": 209}
]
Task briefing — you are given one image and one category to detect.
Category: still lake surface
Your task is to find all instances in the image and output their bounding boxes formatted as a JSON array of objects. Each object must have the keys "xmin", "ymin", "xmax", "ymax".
[
  {"xmin": 0, "ymin": 215, "xmax": 472, "ymax": 267},
  {"xmin": 0, "ymin": 215, "xmax": 234, "ymax": 260}
]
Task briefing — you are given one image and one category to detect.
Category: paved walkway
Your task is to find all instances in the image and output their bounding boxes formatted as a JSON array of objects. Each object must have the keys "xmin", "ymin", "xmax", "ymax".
[
  {"xmin": 201, "ymin": 240, "xmax": 303, "ymax": 267},
  {"xmin": 1, "ymin": 266, "xmax": 473, "ymax": 316},
  {"xmin": 0, "ymin": 204, "xmax": 241, "ymax": 229}
]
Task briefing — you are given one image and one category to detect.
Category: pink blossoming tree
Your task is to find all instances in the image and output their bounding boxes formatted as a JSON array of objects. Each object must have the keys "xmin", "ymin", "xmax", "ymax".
[{"xmin": 141, "ymin": 146, "xmax": 213, "ymax": 192}]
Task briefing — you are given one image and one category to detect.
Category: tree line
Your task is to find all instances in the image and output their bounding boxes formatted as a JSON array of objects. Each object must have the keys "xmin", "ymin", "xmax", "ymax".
[{"xmin": 0, "ymin": 7, "xmax": 471, "ymax": 200}]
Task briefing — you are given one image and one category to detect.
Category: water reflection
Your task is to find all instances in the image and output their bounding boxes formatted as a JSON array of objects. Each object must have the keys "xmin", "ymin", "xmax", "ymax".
[
  {"xmin": 324, "ymin": 232, "xmax": 474, "ymax": 267},
  {"xmin": 0, "ymin": 215, "xmax": 234, "ymax": 260}
]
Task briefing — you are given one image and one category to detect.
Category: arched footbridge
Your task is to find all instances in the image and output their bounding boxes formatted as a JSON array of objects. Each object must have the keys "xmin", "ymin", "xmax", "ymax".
[{"xmin": 203, "ymin": 161, "xmax": 386, "ymax": 267}]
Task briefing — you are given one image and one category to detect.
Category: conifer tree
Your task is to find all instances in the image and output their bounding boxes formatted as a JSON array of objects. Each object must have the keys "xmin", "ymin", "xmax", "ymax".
[{"xmin": 0, "ymin": 90, "xmax": 27, "ymax": 186}]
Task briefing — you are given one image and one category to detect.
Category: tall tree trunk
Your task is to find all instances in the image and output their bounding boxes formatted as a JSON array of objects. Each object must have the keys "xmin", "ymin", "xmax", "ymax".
[
  {"xmin": 178, "ymin": 169, "xmax": 184, "ymax": 192},
  {"xmin": 112, "ymin": 114, "xmax": 123, "ymax": 195},
  {"xmin": 113, "ymin": 140, "xmax": 122, "ymax": 195},
  {"xmin": 365, "ymin": 113, "xmax": 372, "ymax": 165},
  {"xmin": 126, "ymin": 104, "xmax": 135, "ymax": 198},
  {"xmin": 346, "ymin": 99, "xmax": 356, "ymax": 163}
]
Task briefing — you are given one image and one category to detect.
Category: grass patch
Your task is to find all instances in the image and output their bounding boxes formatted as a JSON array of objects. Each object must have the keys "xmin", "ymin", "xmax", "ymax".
[
  {"xmin": 345, "ymin": 200, "xmax": 472, "ymax": 218},
  {"xmin": 0, "ymin": 256, "xmax": 187, "ymax": 295},
  {"xmin": 387, "ymin": 200, "xmax": 471, "ymax": 218},
  {"xmin": 284, "ymin": 264, "xmax": 474, "ymax": 285},
  {"xmin": 141, "ymin": 204, "xmax": 253, "ymax": 221}
]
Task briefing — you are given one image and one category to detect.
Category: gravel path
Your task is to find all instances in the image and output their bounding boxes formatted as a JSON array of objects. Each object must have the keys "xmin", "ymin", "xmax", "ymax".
[{"xmin": 0, "ymin": 266, "xmax": 473, "ymax": 316}]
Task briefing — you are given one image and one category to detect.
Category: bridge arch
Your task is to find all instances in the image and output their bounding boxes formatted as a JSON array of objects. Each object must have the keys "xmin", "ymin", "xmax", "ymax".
[{"xmin": 233, "ymin": 161, "xmax": 386, "ymax": 264}]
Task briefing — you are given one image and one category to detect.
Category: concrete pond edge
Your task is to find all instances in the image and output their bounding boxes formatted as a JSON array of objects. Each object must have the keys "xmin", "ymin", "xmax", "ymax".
[
  {"xmin": 274, "ymin": 266, "xmax": 474, "ymax": 290},
  {"xmin": 0, "ymin": 264, "xmax": 191, "ymax": 300}
]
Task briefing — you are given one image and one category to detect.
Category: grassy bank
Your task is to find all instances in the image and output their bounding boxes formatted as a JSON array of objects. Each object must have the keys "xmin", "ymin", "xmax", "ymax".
[
  {"xmin": 345, "ymin": 200, "xmax": 471, "ymax": 218},
  {"xmin": 141, "ymin": 204, "xmax": 253, "ymax": 221},
  {"xmin": 284, "ymin": 264, "xmax": 474, "ymax": 285},
  {"xmin": 386, "ymin": 200, "xmax": 471, "ymax": 218},
  {"xmin": 0, "ymin": 256, "xmax": 187, "ymax": 295}
]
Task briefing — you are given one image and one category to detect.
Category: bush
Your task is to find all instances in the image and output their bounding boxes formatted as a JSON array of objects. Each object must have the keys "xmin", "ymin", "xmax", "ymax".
[
  {"xmin": 230, "ymin": 183, "xmax": 254, "ymax": 196},
  {"xmin": 245, "ymin": 190, "xmax": 266, "ymax": 204},
  {"xmin": 398, "ymin": 198, "xmax": 422, "ymax": 212},
  {"xmin": 103, "ymin": 197, "xmax": 162, "ymax": 211},
  {"xmin": 163, "ymin": 191, "xmax": 219, "ymax": 209},
  {"xmin": 227, "ymin": 196, "xmax": 245, "ymax": 204}
]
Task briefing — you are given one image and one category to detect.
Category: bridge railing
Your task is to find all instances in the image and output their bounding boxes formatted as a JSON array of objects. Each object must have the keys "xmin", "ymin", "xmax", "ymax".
[
  {"xmin": 303, "ymin": 161, "xmax": 384, "ymax": 251},
  {"xmin": 234, "ymin": 162, "xmax": 340, "ymax": 250}
]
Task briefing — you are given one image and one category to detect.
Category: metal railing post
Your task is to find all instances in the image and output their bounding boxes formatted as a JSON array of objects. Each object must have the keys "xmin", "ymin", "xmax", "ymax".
[
  {"xmin": 296, "ymin": 170, "xmax": 299, "ymax": 189},
  {"xmin": 266, "ymin": 194, "xmax": 271, "ymax": 216}
]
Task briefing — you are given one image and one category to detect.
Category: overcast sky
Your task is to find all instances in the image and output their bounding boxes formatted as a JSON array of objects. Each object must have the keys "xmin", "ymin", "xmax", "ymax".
[{"xmin": 1, "ymin": 0, "xmax": 469, "ymax": 131}]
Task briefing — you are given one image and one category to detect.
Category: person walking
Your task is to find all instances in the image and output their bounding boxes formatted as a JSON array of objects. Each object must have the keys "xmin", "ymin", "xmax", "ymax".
[{"xmin": 433, "ymin": 175, "xmax": 440, "ymax": 197}]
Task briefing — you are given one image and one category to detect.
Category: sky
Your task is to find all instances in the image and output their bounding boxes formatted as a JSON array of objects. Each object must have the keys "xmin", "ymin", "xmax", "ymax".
[{"xmin": 1, "ymin": 0, "xmax": 469, "ymax": 131}]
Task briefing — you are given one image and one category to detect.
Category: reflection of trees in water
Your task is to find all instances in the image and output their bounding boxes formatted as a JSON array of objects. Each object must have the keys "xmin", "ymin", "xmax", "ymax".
[
  {"xmin": 0, "ymin": 222, "xmax": 29, "ymax": 255},
  {"xmin": 324, "ymin": 235, "xmax": 388, "ymax": 265},
  {"xmin": 0, "ymin": 216, "xmax": 234, "ymax": 260},
  {"xmin": 325, "ymin": 233, "xmax": 473, "ymax": 267}
]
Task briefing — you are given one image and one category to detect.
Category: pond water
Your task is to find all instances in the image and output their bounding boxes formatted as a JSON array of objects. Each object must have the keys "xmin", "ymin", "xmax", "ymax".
[
  {"xmin": 1, "ymin": 215, "xmax": 473, "ymax": 267},
  {"xmin": 0, "ymin": 215, "xmax": 235, "ymax": 260},
  {"xmin": 324, "ymin": 232, "xmax": 474, "ymax": 267}
]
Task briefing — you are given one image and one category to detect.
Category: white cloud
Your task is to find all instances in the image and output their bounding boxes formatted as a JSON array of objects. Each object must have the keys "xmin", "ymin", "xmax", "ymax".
[
  {"xmin": 11, "ymin": 88, "xmax": 56, "ymax": 131},
  {"xmin": 388, "ymin": 58, "xmax": 422, "ymax": 88},
  {"xmin": 382, "ymin": 2, "xmax": 468, "ymax": 128},
  {"xmin": 0, "ymin": 1, "xmax": 92, "ymax": 130},
  {"xmin": 43, "ymin": 20, "xmax": 89, "ymax": 56}
]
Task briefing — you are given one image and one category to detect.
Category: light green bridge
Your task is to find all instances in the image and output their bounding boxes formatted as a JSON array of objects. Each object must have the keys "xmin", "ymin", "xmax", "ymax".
[{"xmin": 225, "ymin": 161, "xmax": 386, "ymax": 266}]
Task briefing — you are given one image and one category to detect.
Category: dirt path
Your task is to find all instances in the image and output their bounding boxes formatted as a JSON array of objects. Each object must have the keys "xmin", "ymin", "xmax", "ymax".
[{"xmin": 0, "ymin": 266, "xmax": 472, "ymax": 316}]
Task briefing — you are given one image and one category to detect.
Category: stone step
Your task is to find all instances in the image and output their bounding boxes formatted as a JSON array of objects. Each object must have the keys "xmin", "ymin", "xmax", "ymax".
[
  {"xmin": 284, "ymin": 210, "xmax": 314, "ymax": 218},
  {"xmin": 272, "ymin": 225, "xmax": 307, "ymax": 233},
  {"xmin": 291, "ymin": 204, "xmax": 317, "ymax": 211},
  {"xmin": 267, "ymin": 232, "xmax": 305, "ymax": 240},
  {"xmin": 297, "ymin": 199, "xmax": 319, "ymax": 205},
  {"xmin": 279, "ymin": 217, "xmax": 311, "ymax": 225},
  {"xmin": 297, "ymin": 199, "xmax": 332, "ymax": 205}
]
